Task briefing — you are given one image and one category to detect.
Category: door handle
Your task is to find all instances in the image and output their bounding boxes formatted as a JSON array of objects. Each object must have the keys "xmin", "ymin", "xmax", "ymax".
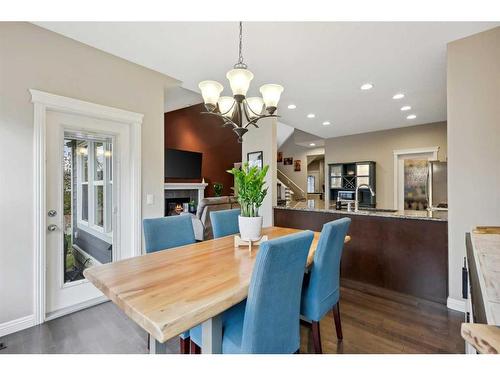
[{"xmin": 47, "ymin": 224, "xmax": 59, "ymax": 232}]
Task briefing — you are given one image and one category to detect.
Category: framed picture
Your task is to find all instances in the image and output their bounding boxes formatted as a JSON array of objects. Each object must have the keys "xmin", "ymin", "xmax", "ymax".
[
  {"xmin": 283, "ymin": 157, "xmax": 293, "ymax": 165},
  {"xmin": 294, "ymin": 159, "xmax": 301, "ymax": 171},
  {"xmin": 277, "ymin": 151, "xmax": 283, "ymax": 163},
  {"xmin": 247, "ymin": 151, "xmax": 263, "ymax": 170}
]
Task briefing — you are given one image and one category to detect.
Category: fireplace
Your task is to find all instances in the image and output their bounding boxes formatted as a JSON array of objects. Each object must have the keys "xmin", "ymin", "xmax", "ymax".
[
  {"xmin": 165, "ymin": 197, "xmax": 191, "ymax": 216},
  {"xmin": 164, "ymin": 182, "xmax": 208, "ymax": 217}
]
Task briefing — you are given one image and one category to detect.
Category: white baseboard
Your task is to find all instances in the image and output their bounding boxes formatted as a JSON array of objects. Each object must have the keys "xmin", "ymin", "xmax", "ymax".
[
  {"xmin": 0, "ymin": 314, "xmax": 35, "ymax": 338},
  {"xmin": 45, "ymin": 295, "xmax": 108, "ymax": 322},
  {"xmin": 447, "ymin": 297, "xmax": 466, "ymax": 312}
]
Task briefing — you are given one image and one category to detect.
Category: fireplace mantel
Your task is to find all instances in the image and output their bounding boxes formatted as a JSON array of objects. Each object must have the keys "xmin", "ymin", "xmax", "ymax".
[{"xmin": 164, "ymin": 182, "xmax": 208, "ymax": 203}]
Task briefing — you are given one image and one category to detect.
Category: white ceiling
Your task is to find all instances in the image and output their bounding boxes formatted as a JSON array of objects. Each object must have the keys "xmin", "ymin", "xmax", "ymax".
[{"xmin": 35, "ymin": 22, "xmax": 498, "ymax": 138}]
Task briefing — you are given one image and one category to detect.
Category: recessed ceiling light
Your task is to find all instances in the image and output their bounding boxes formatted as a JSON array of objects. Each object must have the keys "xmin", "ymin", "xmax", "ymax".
[
  {"xmin": 393, "ymin": 93, "xmax": 405, "ymax": 100},
  {"xmin": 400, "ymin": 106, "xmax": 412, "ymax": 111},
  {"xmin": 309, "ymin": 143, "xmax": 316, "ymax": 147},
  {"xmin": 360, "ymin": 83, "xmax": 374, "ymax": 90},
  {"xmin": 407, "ymin": 114, "xmax": 417, "ymax": 120},
  {"xmin": 322, "ymin": 121, "xmax": 331, "ymax": 126},
  {"xmin": 287, "ymin": 104, "xmax": 296, "ymax": 109},
  {"xmin": 307, "ymin": 113, "xmax": 315, "ymax": 118}
]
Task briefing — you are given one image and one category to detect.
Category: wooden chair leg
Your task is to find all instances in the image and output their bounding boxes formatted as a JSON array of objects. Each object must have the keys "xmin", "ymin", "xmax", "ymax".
[
  {"xmin": 332, "ymin": 302, "xmax": 343, "ymax": 341},
  {"xmin": 180, "ymin": 337, "xmax": 190, "ymax": 354},
  {"xmin": 190, "ymin": 340, "xmax": 201, "ymax": 354},
  {"xmin": 311, "ymin": 320, "xmax": 323, "ymax": 354}
]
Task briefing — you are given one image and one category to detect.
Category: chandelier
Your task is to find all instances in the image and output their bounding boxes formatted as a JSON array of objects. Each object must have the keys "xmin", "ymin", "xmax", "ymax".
[{"xmin": 198, "ymin": 22, "xmax": 284, "ymax": 143}]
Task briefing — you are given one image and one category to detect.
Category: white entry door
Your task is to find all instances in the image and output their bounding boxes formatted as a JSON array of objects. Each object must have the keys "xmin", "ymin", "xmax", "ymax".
[{"xmin": 45, "ymin": 110, "xmax": 131, "ymax": 318}]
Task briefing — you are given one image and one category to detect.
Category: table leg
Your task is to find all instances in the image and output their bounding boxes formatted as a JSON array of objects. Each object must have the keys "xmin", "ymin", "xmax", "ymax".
[
  {"xmin": 149, "ymin": 335, "xmax": 167, "ymax": 354},
  {"xmin": 201, "ymin": 314, "xmax": 222, "ymax": 354}
]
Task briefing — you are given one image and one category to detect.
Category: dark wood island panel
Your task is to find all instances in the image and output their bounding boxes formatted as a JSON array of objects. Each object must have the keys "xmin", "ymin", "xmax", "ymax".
[{"xmin": 274, "ymin": 208, "xmax": 448, "ymax": 304}]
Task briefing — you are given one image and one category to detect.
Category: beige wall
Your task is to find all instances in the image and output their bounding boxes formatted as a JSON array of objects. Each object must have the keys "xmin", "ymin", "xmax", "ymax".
[
  {"xmin": 278, "ymin": 135, "xmax": 325, "ymax": 194},
  {"xmin": 324, "ymin": 122, "xmax": 447, "ymax": 208},
  {"xmin": 0, "ymin": 23, "xmax": 176, "ymax": 325},
  {"xmin": 447, "ymin": 27, "xmax": 500, "ymax": 306}
]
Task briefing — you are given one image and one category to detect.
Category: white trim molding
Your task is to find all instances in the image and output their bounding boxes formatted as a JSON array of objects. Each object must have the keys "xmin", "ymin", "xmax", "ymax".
[
  {"xmin": 164, "ymin": 182, "xmax": 208, "ymax": 203},
  {"xmin": 392, "ymin": 146, "xmax": 440, "ymax": 210},
  {"xmin": 0, "ymin": 315, "xmax": 35, "ymax": 338},
  {"xmin": 447, "ymin": 297, "xmax": 466, "ymax": 312},
  {"xmin": 31, "ymin": 89, "xmax": 143, "ymax": 327}
]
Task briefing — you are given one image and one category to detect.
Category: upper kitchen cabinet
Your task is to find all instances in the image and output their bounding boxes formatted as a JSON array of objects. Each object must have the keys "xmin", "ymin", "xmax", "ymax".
[{"xmin": 329, "ymin": 161, "xmax": 376, "ymax": 208}]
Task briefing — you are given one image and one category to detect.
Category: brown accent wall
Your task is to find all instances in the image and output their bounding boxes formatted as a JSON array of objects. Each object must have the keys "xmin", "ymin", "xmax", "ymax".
[{"xmin": 164, "ymin": 103, "xmax": 242, "ymax": 197}]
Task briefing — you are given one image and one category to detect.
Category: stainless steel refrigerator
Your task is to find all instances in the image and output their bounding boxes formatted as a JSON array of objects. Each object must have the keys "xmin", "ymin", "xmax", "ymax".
[{"xmin": 428, "ymin": 161, "xmax": 448, "ymax": 210}]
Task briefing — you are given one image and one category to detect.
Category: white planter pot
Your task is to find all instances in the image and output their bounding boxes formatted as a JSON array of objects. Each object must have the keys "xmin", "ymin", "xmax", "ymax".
[{"xmin": 238, "ymin": 215, "xmax": 263, "ymax": 241}]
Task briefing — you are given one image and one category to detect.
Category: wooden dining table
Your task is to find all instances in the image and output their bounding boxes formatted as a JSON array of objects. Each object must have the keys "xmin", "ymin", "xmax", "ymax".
[{"xmin": 84, "ymin": 226, "xmax": 351, "ymax": 354}]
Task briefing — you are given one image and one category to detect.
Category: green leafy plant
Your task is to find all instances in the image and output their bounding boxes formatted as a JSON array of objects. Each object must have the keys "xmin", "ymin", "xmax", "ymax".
[
  {"xmin": 213, "ymin": 182, "xmax": 223, "ymax": 197},
  {"xmin": 227, "ymin": 162, "xmax": 269, "ymax": 217}
]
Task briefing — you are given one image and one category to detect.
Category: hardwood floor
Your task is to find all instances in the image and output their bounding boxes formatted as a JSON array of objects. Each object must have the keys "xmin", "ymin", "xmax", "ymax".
[
  {"xmin": 301, "ymin": 280, "xmax": 465, "ymax": 354},
  {"xmin": 0, "ymin": 282, "xmax": 464, "ymax": 354}
]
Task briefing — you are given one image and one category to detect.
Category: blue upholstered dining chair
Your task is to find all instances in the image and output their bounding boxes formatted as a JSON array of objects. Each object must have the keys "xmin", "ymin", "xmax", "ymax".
[
  {"xmin": 210, "ymin": 208, "xmax": 241, "ymax": 239},
  {"xmin": 189, "ymin": 230, "xmax": 314, "ymax": 354},
  {"xmin": 300, "ymin": 217, "xmax": 351, "ymax": 354},
  {"xmin": 143, "ymin": 215, "xmax": 195, "ymax": 253},
  {"xmin": 142, "ymin": 215, "xmax": 196, "ymax": 354}
]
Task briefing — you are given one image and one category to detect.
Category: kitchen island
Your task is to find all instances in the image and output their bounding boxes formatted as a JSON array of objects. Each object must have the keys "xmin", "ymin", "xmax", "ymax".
[{"xmin": 274, "ymin": 205, "xmax": 448, "ymax": 304}]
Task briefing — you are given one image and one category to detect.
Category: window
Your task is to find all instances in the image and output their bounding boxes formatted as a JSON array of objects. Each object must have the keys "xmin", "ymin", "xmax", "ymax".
[
  {"xmin": 76, "ymin": 139, "xmax": 113, "ymax": 242},
  {"xmin": 307, "ymin": 175, "xmax": 315, "ymax": 193}
]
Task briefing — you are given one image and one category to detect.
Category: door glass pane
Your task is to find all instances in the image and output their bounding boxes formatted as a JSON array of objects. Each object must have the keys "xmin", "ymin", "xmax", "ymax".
[
  {"xmin": 95, "ymin": 185, "xmax": 104, "ymax": 227},
  {"xmin": 404, "ymin": 159, "xmax": 429, "ymax": 210},
  {"xmin": 94, "ymin": 142, "xmax": 104, "ymax": 181},
  {"xmin": 63, "ymin": 133, "xmax": 114, "ymax": 287},
  {"xmin": 63, "ymin": 139, "xmax": 79, "ymax": 282}
]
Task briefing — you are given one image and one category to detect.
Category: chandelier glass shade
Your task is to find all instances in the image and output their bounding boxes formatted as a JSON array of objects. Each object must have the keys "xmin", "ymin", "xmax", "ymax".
[{"xmin": 198, "ymin": 22, "xmax": 284, "ymax": 142}]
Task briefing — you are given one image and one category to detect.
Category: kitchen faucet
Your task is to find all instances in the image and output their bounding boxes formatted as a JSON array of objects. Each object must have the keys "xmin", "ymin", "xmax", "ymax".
[{"xmin": 355, "ymin": 184, "xmax": 375, "ymax": 212}]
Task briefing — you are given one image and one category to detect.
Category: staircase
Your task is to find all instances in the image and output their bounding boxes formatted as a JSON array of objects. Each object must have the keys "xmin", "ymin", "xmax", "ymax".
[{"xmin": 277, "ymin": 169, "xmax": 307, "ymax": 204}]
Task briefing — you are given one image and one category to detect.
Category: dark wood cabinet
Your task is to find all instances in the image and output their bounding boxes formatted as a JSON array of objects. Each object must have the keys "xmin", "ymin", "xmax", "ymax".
[
  {"xmin": 329, "ymin": 161, "xmax": 376, "ymax": 208},
  {"xmin": 274, "ymin": 207, "xmax": 448, "ymax": 304}
]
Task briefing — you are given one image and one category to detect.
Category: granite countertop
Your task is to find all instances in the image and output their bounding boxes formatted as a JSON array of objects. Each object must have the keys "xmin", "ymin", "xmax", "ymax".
[{"xmin": 274, "ymin": 203, "xmax": 448, "ymax": 222}]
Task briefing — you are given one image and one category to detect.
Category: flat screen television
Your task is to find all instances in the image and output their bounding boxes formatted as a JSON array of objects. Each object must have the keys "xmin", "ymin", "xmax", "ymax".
[{"xmin": 165, "ymin": 148, "xmax": 202, "ymax": 179}]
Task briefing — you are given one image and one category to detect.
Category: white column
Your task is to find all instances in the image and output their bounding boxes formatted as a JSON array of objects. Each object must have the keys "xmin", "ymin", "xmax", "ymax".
[{"xmin": 242, "ymin": 118, "xmax": 277, "ymax": 227}]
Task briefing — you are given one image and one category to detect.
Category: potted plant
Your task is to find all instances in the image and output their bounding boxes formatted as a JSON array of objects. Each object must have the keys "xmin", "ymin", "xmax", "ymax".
[
  {"xmin": 213, "ymin": 182, "xmax": 223, "ymax": 197},
  {"xmin": 227, "ymin": 162, "xmax": 269, "ymax": 241}
]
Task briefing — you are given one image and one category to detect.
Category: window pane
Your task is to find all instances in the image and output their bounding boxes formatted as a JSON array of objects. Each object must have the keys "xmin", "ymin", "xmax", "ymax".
[
  {"xmin": 307, "ymin": 176, "xmax": 315, "ymax": 193},
  {"xmin": 94, "ymin": 142, "xmax": 104, "ymax": 181},
  {"xmin": 95, "ymin": 185, "xmax": 104, "ymax": 227},
  {"xmin": 81, "ymin": 184, "xmax": 88, "ymax": 221},
  {"xmin": 106, "ymin": 143, "xmax": 112, "ymax": 182},
  {"xmin": 78, "ymin": 143, "xmax": 88, "ymax": 182}
]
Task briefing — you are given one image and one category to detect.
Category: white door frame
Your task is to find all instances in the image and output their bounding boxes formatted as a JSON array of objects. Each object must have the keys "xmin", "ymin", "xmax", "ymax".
[
  {"xmin": 393, "ymin": 146, "xmax": 439, "ymax": 209},
  {"xmin": 31, "ymin": 89, "xmax": 143, "ymax": 325}
]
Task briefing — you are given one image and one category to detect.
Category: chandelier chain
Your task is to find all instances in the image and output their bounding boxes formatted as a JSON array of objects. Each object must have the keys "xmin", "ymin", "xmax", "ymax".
[{"xmin": 238, "ymin": 21, "xmax": 244, "ymax": 65}]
